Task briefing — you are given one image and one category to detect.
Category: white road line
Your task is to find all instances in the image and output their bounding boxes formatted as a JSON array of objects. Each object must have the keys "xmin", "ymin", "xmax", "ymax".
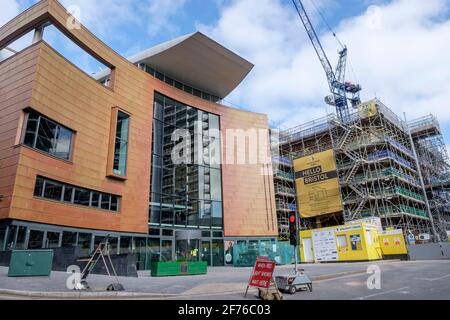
[
  {"xmin": 414, "ymin": 274, "xmax": 450, "ymax": 281},
  {"xmin": 354, "ymin": 287, "xmax": 410, "ymax": 300}
]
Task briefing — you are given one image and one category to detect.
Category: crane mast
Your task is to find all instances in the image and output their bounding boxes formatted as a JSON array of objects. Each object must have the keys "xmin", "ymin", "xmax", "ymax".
[{"xmin": 292, "ymin": 0, "xmax": 361, "ymax": 122}]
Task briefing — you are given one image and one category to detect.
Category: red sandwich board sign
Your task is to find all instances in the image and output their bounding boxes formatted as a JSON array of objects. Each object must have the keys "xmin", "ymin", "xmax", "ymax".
[{"xmin": 245, "ymin": 257, "xmax": 276, "ymax": 297}]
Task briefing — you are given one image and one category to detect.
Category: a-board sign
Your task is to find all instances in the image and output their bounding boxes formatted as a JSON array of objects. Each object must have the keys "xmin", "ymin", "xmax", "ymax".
[{"xmin": 247, "ymin": 257, "xmax": 276, "ymax": 289}]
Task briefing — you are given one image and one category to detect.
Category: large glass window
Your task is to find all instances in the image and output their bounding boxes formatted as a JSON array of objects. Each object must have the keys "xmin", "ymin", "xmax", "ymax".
[
  {"xmin": 23, "ymin": 110, "xmax": 73, "ymax": 160},
  {"xmin": 150, "ymin": 92, "xmax": 223, "ymax": 229},
  {"xmin": 113, "ymin": 111, "xmax": 130, "ymax": 177}
]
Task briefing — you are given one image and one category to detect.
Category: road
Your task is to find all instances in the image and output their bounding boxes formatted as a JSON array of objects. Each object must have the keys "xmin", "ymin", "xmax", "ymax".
[
  {"xmin": 177, "ymin": 260, "xmax": 450, "ymax": 300},
  {"xmin": 0, "ymin": 260, "xmax": 449, "ymax": 300}
]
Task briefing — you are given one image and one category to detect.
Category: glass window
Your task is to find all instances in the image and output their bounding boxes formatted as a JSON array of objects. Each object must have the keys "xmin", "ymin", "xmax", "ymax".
[
  {"xmin": 91, "ymin": 192, "xmax": 100, "ymax": 208},
  {"xmin": 15, "ymin": 226, "xmax": 27, "ymax": 250},
  {"xmin": 110, "ymin": 196, "xmax": 119, "ymax": 212},
  {"xmin": 187, "ymin": 199, "xmax": 199, "ymax": 227},
  {"xmin": 149, "ymin": 203, "xmax": 161, "ymax": 225},
  {"xmin": 155, "ymin": 71, "xmax": 164, "ymax": 81},
  {"xmin": 210, "ymin": 168, "xmax": 222, "ymax": 202},
  {"xmin": 35, "ymin": 117, "xmax": 57, "ymax": 154},
  {"xmin": 0, "ymin": 226, "xmax": 6, "ymax": 251},
  {"xmin": 120, "ymin": 237, "xmax": 132, "ymax": 254},
  {"xmin": 212, "ymin": 239, "xmax": 224, "ymax": 266},
  {"xmin": 23, "ymin": 111, "xmax": 73, "ymax": 160},
  {"xmin": 161, "ymin": 240, "xmax": 173, "ymax": 262},
  {"xmin": 28, "ymin": 230, "xmax": 44, "ymax": 249},
  {"xmin": 154, "ymin": 94, "xmax": 164, "ymax": 121},
  {"xmin": 45, "ymin": 232, "xmax": 60, "ymax": 249},
  {"xmin": 101, "ymin": 193, "xmax": 111, "ymax": 210},
  {"xmin": 148, "ymin": 238, "xmax": 161, "ymax": 263},
  {"xmin": 150, "ymin": 93, "xmax": 223, "ymax": 230},
  {"xmin": 43, "ymin": 180, "xmax": 63, "ymax": 201},
  {"xmin": 153, "ymin": 119, "xmax": 163, "ymax": 157},
  {"xmin": 113, "ymin": 111, "xmax": 130, "ymax": 177},
  {"xmin": 5, "ymin": 226, "xmax": 17, "ymax": 251},
  {"xmin": 74, "ymin": 188, "xmax": 90, "ymax": 207},
  {"xmin": 211, "ymin": 202, "xmax": 223, "ymax": 228},
  {"xmin": 63, "ymin": 185, "xmax": 74, "ymax": 203},
  {"xmin": 184, "ymin": 85, "xmax": 193, "ymax": 95},
  {"xmin": 24, "ymin": 112, "xmax": 39, "ymax": 146},
  {"xmin": 174, "ymin": 80, "xmax": 183, "ymax": 90},
  {"xmin": 34, "ymin": 176, "xmax": 44, "ymax": 197},
  {"xmin": 200, "ymin": 201, "xmax": 211, "ymax": 227},
  {"xmin": 62, "ymin": 231, "xmax": 77, "ymax": 248},
  {"xmin": 78, "ymin": 233, "xmax": 92, "ymax": 256},
  {"xmin": 34, "ymin": 177, "xmax": 119, "ymax": 212},
  {"xmin": 193, "ymin": 88, "xmax": 202, "ymax": 98}
]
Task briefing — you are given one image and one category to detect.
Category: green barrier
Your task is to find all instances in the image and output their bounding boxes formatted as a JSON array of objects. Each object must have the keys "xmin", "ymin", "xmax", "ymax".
[
  {"xmin": 151, "ymin": 261, "xmax": 207, "ymax": 277},
  {"xmin": 8, "ymin": 250, "xmax": 53, "ymax": 277}
]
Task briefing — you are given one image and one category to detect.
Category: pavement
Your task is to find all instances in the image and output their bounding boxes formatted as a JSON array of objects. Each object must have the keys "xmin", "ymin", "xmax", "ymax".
[{"xmin": 0, "ymin": 260, "xmax": 449, "ymax": 300}]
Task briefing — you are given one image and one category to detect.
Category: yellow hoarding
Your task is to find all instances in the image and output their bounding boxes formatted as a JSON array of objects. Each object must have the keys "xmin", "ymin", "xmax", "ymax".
[{"xmin": 294, "ymin": 149, "xmax": 343, "ymax": 218}]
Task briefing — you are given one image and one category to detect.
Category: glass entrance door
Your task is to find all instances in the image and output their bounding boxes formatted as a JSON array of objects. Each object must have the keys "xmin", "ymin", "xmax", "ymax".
[
  {"xmin": 175, "ymin": 239, "xmax": 200, "ymax": 262},
  {"xmin": 212, "ymin": 240, "xmax": 224, "ymax": 266}
]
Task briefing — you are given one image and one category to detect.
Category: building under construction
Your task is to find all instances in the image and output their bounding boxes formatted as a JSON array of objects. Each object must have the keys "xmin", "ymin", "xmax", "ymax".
[{"xmin": 273, "ymin": 99, "xmax": 450, "ymax": 242}]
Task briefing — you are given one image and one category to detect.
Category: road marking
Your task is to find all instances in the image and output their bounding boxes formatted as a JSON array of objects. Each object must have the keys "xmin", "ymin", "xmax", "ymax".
[
  {"xmin": 415, "ymin": 274, "xmax": 450, "ymax": 281},
  {"xmin": 354, "ymin": 287, "xmax": 410, "ymax": 300}
]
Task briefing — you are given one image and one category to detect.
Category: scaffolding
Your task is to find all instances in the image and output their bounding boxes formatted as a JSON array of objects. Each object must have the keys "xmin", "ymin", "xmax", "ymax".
[
  {"xmin": 409, "ymin": 115, "xmax": 450, "ymax": 241},
  {"xmin": 271, "ymin": 129, "xmax": 297, "ymax": 240},
  {"xmin": 274, "ymin": 99, "xmax": 450, "ymax": 240}
]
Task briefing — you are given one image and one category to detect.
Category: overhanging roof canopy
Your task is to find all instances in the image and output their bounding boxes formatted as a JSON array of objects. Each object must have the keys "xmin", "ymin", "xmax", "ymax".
[{"xmin": 128, "ymin": 32, "xmax": 254, "ymax": 98}]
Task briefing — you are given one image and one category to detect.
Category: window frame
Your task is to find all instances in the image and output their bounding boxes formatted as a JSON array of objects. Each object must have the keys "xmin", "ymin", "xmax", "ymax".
[
  {"xmin": 33, "ymin": 176, "xmax": 121, "ymax": 213},
  {"xmin": 21, "ymin": 109, "xmax": 75, "ymax": 162}
]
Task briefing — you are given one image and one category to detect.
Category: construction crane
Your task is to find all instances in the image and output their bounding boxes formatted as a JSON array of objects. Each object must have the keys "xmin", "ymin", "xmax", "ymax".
[{"xmin": 292, "ymin": 0, "xmax": 362, "ymax": 122}]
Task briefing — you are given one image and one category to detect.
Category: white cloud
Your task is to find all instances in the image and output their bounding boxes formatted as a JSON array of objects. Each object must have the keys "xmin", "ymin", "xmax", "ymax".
[
  {"xmin": 145, "ymin": 0, "xmax": 187, "ymax": 36},
  {"xmin": 0, "ymin": 0, "xmax": 20, "ymax": 26},
  {"xmin": 59, "ymin": 0, "xmax": 187, "ymax": 43},
  {"xmin": 199, "ymin": 0, "xmax": 450, "ymax": 130}
]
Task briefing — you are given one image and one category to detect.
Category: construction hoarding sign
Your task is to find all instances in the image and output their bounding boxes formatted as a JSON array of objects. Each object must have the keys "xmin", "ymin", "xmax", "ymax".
[{"xmin": 294, "ymin": 149, "xmax": 343, "ymax": 218}]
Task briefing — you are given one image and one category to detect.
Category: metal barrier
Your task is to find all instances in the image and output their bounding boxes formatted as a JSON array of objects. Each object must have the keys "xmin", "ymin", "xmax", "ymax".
[{"xmin": 408, "ymin": 243, "xmax": 450, "ymax": 260}]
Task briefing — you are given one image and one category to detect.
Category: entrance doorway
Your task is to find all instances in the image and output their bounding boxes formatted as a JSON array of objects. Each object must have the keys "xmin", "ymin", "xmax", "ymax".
[{"xmin": 176, "ymin": 239, "xmax": 200, "ymax": 262}]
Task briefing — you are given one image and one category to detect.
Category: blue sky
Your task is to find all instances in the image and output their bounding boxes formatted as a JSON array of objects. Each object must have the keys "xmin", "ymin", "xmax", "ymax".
[{"xmin": 2, "ymin": 0, "xmax": 450, "ymax": 146}]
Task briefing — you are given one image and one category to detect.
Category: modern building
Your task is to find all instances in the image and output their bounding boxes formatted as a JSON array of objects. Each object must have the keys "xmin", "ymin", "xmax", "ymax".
[
  {"xmin": 273, "ymin": 99, "xmax": 450, "ymax": 242},
  {"xmin": 0, "ymin": 0, "xmax": 277, "ymax": 268}
]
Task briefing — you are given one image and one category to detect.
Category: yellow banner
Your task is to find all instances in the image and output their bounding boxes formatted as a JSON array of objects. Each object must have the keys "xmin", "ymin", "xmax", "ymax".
[{"xmin": 294, "ymin": 149, "xmax": 343, "ymax": 218}]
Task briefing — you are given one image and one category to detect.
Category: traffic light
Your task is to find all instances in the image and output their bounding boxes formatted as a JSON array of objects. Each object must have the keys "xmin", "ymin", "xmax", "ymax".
[{"xmin": 289, "ymin": 212, "xmax": 298, "ymax": 246}]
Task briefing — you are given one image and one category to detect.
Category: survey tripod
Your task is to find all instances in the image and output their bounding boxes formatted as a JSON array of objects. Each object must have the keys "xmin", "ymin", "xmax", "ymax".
[{"xmin": 77, "ymin": 235, "xmax": 125, "ymax": 291}]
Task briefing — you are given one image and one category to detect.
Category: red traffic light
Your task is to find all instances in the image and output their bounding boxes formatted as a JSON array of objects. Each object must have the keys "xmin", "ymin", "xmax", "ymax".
[{"xmin": 289, "ymin": 215, "xmax": 296, "ymax": 224}]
